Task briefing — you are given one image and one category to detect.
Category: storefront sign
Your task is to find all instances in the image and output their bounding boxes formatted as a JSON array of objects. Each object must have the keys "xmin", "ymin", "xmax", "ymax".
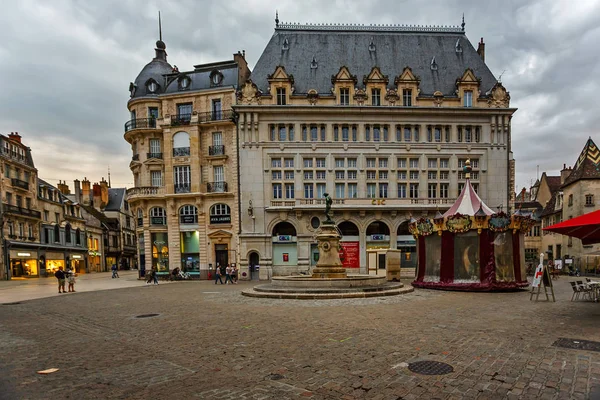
[
  {"xmin": 278, "ymin": 235, "xmax": 292, "ymax": 242},
  {"xmin": 210, "ymin": 215, "xmax": 231, "ymax": 224},
  {"xmin": 180, "ymin": 215, "xmax": 198, "ymax": 224},
  {"xmin": 72, "ymin": 255, "xmax": 83, "ymax": 259},
  {"xmin": 371, "ymin": 234, "xmax": 385, "ymax": 241},
  {"xmin": 151, "ymin": 217, "xmax": 166, "ymax": 225},
  {"xmin": 340, "ymin": 242, "xmax": 360, "ymax": 268},
  {"xmin": 17, "ymin": 252, "xmax": 31, "ymax": 257}
]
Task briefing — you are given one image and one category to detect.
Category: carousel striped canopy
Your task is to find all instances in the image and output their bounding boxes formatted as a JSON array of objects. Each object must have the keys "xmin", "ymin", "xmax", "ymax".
[{"xmin": 443, "ymin": 179, "xmax": 494, "ymax": 217}]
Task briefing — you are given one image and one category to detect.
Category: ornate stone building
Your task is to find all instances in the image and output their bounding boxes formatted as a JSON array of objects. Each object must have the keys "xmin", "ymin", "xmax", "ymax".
[
  {"xmin": 235, "ymin": 19, "xmax": 516, "ymax": 278},
  {"xmin": 124, "ymin": 35, "xmax": 249, "ymax": 278}
]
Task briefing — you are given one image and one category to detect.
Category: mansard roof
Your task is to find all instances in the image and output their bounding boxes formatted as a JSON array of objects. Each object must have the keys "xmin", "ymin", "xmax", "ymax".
[
  {"xmin": 251, "ymin": 22, "xmax": 498, "ymax": 96},
  {"xmin": 562, "ymin": 137, "xmax": 600, "ymax": 188}
]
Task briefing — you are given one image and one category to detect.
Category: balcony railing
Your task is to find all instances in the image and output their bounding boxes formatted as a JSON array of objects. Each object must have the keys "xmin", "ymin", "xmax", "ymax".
[
  {"xmin": 147, "ymin": 152, "xmax": 163, "ymax": 159},
  {"xmin": 270, "ymin": 198, "xmax": 457, "ymax": 208},
  {"xmin": 11, "ymin": 178, "xmax": 29, "ymax": 191},
  {"xmin": 173, "ymin": 147, "xmax": 190, "ymax": 157},
  {"xmin": 174, "ymin": 184, "xmax": 191, "ymax": 194},
  {"xmin": 171, "ymin": 114, "xmax": 192, "ymax": 126},
  {"xmin": 3, "ymin": 203, "xmax": 41, "ymax": 219},
  {"xmin": 126, "ymin": 186, "xmax": 165, "ymax": 199},
  {"xmin": 208, "ymin": 145, "xmax": 225, "ymax": 156},
  {"xmin": 132, "ymin": 154, "xmax": 140, "ymax": 161},
  {"xmin": 198, "ymin": 110, "xmax": 235, "ymax": 123},
  {"xmin": 1, "ymin": 147, "xmax": 33, "ymax": 167},
  {"xmin": 207, "ymin": 182, "xmax": 227, "ymax": 193},
  {"xmin": 124, "ymin": 117, "xmax": 157, "ymax": 132}
]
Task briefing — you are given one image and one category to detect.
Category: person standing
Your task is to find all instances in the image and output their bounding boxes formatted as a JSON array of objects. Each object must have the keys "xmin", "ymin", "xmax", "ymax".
[
  {"xmin": 231, "ymin": 264, "xmax": 238, "ymax": 284},
  {"xmin": 214, "ymin": 264, "xmax": 223, "ymax": 284},
  {"xmin": 55, "ymin": 266, "xmax": 67, "ymax": 293},
  {"xmin": 67, "ymin": 268, "xmax": 76, "ymax": 292},
  {"xmin": 152, "ymin": 266, "xmax": 159, "ymax": 285},
  {"xmin": 111, "ymin": 263, "xmax": 119, "ymax": 278},
  {"xmin": 225, "ymin": 264, "xmax": 233, "ymax": 284}
]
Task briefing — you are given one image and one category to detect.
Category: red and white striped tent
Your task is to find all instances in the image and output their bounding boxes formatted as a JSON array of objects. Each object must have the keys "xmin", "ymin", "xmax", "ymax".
[{"xmin": 442, "ymin": 180, "xmax": 495, "ymax": 217}]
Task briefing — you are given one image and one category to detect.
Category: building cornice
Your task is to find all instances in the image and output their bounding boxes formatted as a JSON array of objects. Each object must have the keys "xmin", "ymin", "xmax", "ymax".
[
  {"xmin": 233, "ymin": 105, "xmax": 517, "ymax": 115},
  {"xmin": 275, "ymin": 22, "xmax": 464, "ymax": 34}
]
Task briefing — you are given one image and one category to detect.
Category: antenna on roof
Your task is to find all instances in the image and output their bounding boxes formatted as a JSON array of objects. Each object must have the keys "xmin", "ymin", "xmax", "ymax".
[
  {"xmin": 498, "ymin": 70, "xmax": 506, "ymax": 83},
  {"xmin": 461, "ymin": 13, "xmax": 465, "ymax": 31},
  {"xmin": 158, "ymin": 11, "xmax": 162, "ymax": 41},
  {"xmin": 108, "ymin": 166, "xmax": 111, "ymax": 188},
  {"xmin": 275, "ymin": 10, "xmax": 279, "ymax": 27}
]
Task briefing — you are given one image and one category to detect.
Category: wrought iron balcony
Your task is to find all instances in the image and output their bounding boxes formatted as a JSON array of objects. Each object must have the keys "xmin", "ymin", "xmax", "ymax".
[
  {"xmin": 207, "ymin": 181, "xmax": 227, "ymax": 193},
  {"xmin": 171, "ymin": 114, "xmax": 192, "ymax": 126},
  {"xmin": 11, "ymin": 178, "xmax": 29, "ymax": 191},
  {"xmin": 174, "ymin": 184, "xmax": 191, "ymax": 194},
  {"xmin": 2, "ymin": 203, "xmax": 41, "ymax": 219},
  {"xmin": 198, "ymin": 109, "xmax": 235, "ymax": 123},
  {"xmin": 132, "ymin": 154, "xmax": 140, "ymax": 161},
  {"xmin": 173, "ymin": 147, "xmax": 190, "ymax": 157},
  {"xmin": 146, "ymin": 152, "xmax": 163, "ymax": 159},
  {"xmin": 208, "ymin": 145, "xmax": 225, "ymax": 156},
  {"xmin": 124, "ymin": 117, "xmax": 157, "ymax": 132}
]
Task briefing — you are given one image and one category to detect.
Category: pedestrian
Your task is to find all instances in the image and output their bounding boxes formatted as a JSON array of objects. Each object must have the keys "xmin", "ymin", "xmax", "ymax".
[
  {"xmin": 232, "ymin": 264, "xmax": 238, "ymax": 284},
  {"xmin": 54, "ymin": 266, "xmax": 67, "ymax": 293},
  {"xmin": 67, "ymin": 268, "xmax": 77, "ymax": 292},
  {"xmin": 225, "ymin": 264, "xmax": 234, "ymax": 284},
  {"xmin": 214, "ymin": 264, "xmax": 223, "ymax": 284},
  {"xmin": 152, "ymin": 266, "xmax": 159, "ymax": 285},
  {"xmin": 111, "ymin": 263, "xmax": 119, "ymax": 278}
]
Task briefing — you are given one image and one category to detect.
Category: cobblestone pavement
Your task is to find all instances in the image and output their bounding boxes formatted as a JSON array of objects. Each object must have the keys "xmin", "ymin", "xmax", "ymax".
[{"xmin": 1, "ymin": 278, "xmax": 599, "ymax": 399}]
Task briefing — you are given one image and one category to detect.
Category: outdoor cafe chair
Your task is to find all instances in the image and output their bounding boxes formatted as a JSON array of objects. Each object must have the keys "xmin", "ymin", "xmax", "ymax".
[
  {"xmin": 576, "ymin": 280, "xmax": 594, "ymax": 301},
  {"xmin": 570, "ymin": 282, "xmax": 582, "ymax": 301}
]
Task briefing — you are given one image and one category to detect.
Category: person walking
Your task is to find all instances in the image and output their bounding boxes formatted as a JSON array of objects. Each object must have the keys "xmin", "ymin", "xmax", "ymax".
[
  {"xmin": 151, "ymin": 266, "xmax": 159, "ymax": 285},
  {"xmin": 232, "ymin": 264, "xmax": 238, "ymax": 284},
  {"xmin": 225, "ymin": 264, "xmax": 234, "ymax": 284},
  {"xmin": 214, "ymin": 264, "xmax": 223, "ymax": 284},
  {"xmin": 66, "ymin": 268, "xmax": 76, "ymax": 292},
  {"xmin": 111, "ymin": 263, "xmax": 119, "ymax": 278},
  {"xmin": 55, "ymin": 266, "xmax": 67, "ymax": 293}
]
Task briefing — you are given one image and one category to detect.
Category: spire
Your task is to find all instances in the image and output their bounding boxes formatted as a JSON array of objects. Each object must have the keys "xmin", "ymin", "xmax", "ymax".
[
  {"xmin": 159, "ymin": 11, "xmax": 162, "ymax": 41},
  {"xmin": 154, "ymin": 11, "xmax": 167, "ymax": 61},
  {"xmin": 461, "ymin": 13, "xmax": 465, "ymax": 31},
  {"xmin": 275, "ymin": 10, "xmax": 279, "ymax": 27}
]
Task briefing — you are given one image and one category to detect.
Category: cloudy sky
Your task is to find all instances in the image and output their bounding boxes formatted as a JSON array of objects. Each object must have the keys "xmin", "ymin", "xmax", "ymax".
[{"xmin": 1, "ymin": 0, "xmax": 599, "ymax": 193}]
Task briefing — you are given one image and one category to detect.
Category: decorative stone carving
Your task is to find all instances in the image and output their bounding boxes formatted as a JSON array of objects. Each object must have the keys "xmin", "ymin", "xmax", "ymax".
[
  {"xmin": 385, "ymin": 89, "xmax": 400, "ymax": 105},
  {"xmin": 488, "ymin": 82, "xmax": 510, "ymax": 108},
  {"xmin": 307, "ymin": 89, "xmax": 319, "ymax": 105},
  {"xmin": 433, "ymin": 90, "xmax": 444, "ymax": 107},
  {"xmin": 353, "ymin": 88, "xmax": 367, "ymax": 106},
  {"xmin": 237, "ymin": 80, "xmax": 262, "ymax": 105}
]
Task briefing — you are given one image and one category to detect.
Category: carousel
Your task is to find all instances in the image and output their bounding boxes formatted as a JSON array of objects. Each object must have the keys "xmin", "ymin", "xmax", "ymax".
[{"xmin": 411, "ymin": 160, "xmax": 533, "ymax": 291}]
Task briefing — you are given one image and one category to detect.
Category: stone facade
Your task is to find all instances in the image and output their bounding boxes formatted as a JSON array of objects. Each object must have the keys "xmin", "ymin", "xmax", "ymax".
[
  {"xmin": 124, "ymin": 39, "xmax": 249, "ymax": 278},
  {"xmin": 236, "ymin": 22, "xmax": 516, "ymax": 278}
]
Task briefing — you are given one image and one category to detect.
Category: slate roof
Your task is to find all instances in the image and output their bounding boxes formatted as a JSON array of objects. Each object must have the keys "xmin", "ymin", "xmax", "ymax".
[
  {"xmin": 251, "ymin": 23, "xmax": 498, "ymax": 95},
  {"xmin": 540, "ymin": 192, "xmax": 561, "ymax": 217},
  {"xmin": 105, "ymin": 188, "xmax": 126, "ymax": 212},
  {"xmin": 546, "ymin": 176, "xmax": 562, "ymax": 192},
  {"xmin": 562, "ymin": 137, "xmax": 600, "ymax": 187}
]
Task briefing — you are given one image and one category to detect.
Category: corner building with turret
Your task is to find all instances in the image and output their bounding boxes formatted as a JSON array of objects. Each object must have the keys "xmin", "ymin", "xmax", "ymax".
[
  {"xmin": 236, "ymin": 19, "xmax": 517, "ymax": 278},
  {"xmin": 125, "ymin": 36, "xmax": 249, "ymax": 278}
]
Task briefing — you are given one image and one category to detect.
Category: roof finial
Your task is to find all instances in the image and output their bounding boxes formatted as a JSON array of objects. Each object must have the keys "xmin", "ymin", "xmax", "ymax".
[
  {"xmin": 159, "ymin": 11, "xmax": 162, "ymax": 41},
  {"xmin": 108, "ymin": 165, "xmax": 111, "ymax": 188},
  {"xmin": 275, "ymin": 10, "xmax": 279, "ymax": 27},
  {"xmin": 461, "ymin": 13, "xmax": 465, "ymax": 31},
  {"xmin": 463, "ymin": 159, "xmax": 472, "ymax": 180}
]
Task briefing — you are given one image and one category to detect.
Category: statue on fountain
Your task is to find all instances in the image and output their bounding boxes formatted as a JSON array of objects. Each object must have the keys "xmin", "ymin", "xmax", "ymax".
[{"xmin": 323, "ymin": 192, "xmax": 333, "ymax": 224}]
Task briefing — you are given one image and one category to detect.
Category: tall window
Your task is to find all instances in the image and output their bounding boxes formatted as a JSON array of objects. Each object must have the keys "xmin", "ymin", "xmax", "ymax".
[
  {"xmin": 278, "ymin": 125, "xmax": 286, "ymax": 141},
  {"xmin": 210, "ymin": 204, "xmax": 231, "ymax": 224},
  {"xmin": 465, "ymin": 126, "xmax": 472, "ymax": 143},
  {"xmin": 367, "ymin": 183, "xmax": 376, "ymax": 198},
  {"xmin": 211, "ymin": 99, "xmax": 222, "ymax": 120},
  {"xmin": 316, "ymin": 183, "xmax": 326, "ymax": 198},
  {"xmin": 379, "ymin": 183, "xmax": 388, "ymax": 198},
  {"xmin": 440, "ymin": 183, "xmax": 449, "ymax": 198},
  {"xmin": 176, "ymin": 103, "xmax": 192, "ymax": 120},
  {"xmin": 174, "ymin": 166, "xmax": 191, "ymax": 193},
  {"xmin": 179, "ymin": 205, "xmax": 198, "ymax": 224},
  {"xmin": 212, "ymin": 132, "xmax": 222, "ymax": 146},
  {"xmin": 149, "ymin": 139, "xmax": 161, "ymax": 156},
  {"xmin": 464, "ymin": 90, "xmax": 473, "ymax": 107},
  {"xmin": 398, "ymin": 183, "xmax": 407, "ymax": 198},
  {"xmin": 148, "ymin": 107, "xmax": 159, "ymax": 121},
  {"xmin": 342, "ymin": 126, "xmax": 349, "ymax": 142},
  {"xmin": 65, "ymin": 224, "xmax": 71, "ymax": 243},
  {"xmin": 310, "ymin": 126, "xmax": 318, "ymax": 141},
  {"xmin": 434, "ymin": 127, "xmax": 441, "ymax": 142},
  {"xmin": 340, "ymin": 88, "xmax": 349, "ymax": 105},
  {"xmin": 276, "ymin": 88, "xmax": 287, "ymax": 105},
  {"xmin": 213, "ymin": 166, "xmax": 224, "ymax": 182},
  {"xmin": 428, "ymin": 184, "xmax": 437, "ymax": 198},
  {"xmin": 371, "ymin": 89, "xmax": 381, "ymax": 106},
  {"xmin": 273, "ymin": 183, "xmax": 282, "ymax": 199},
  {"xmin": 335, "ymin": 183, "xmax": 345, "ymax": 198},
  {"xmin": 173, "ymin": 131, "xmax": 190, "ymax": 156},
  {"xmin": 150, "ymin": 207, "xmax": 167, "ymax": 225},
  {"xmin": 285, "ymin": 184, "xmax": 295, "ymax": 199},
  {"xmin": 409, "ymin": 184, "xmax": 419, "ymax": 199},
  {"xmin": 304, "ymin": 184, "xmax": 313, "ymax": 199},
  {"xmin": 404, "ymin": 127, "xmax": 411, "ymax": 142},
  {"xmin": 151, "ymin": 171, "xmax": 162, "ymax": 187},
  {"xmin": 348, "ymin": 183, "xmax": 357, "ymax": 198},
  {"xmin": 402, "ymin": 89, "xmax": 412, "ymax": 106}
]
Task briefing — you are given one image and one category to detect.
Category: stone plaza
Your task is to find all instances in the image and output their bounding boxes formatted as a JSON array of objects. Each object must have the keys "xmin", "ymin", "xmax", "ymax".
[{"xmin": 1, "ymin": 278, "xmax": 599, "ymax": 399}]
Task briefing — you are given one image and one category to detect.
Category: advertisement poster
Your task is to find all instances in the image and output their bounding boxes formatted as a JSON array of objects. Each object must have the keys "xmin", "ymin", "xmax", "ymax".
[
  {"xmin": 283, "ymin": 253, "xmax": 289, "ymax": 262},
  {"xmin": 340, "ymin": 242, "xmax": 360, "ymax": 268}
]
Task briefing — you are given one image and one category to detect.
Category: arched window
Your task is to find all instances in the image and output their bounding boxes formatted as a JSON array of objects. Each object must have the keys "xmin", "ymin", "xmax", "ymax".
[
  {"xmin": 76, "ymin": 228, "xmax": 81, "ymax": 245},
  {"xmin": 150, "ymin": 207, "xmax": 167, "ymax": 226},
  {"xmin": 65, "ymin": 223, "xmax": 72, "ymax": 243},
  {"xmin": 137, "ymin": 208, "xmax": 144, "ymax": 226},
  {"xmin": 173, "ymin": 131, "xmax": 190, "ymax": 156},
  {"xmin": 54, "ymin": 224, "xmax": 60, "ymax": 243},
  {"xmin": 209, "ymin": 203, "xmax": 231, "ymax": 224},
  {"xmin": 179, "ymin": 205, "xmax": 198, "ymax": 224},
  {"xmin": 272, "ymin": 221, "xmax": 297, "ymax": 237},
  {"xmin": 338, "ymin": 221, "xmax": 359, "ymax": 236}
]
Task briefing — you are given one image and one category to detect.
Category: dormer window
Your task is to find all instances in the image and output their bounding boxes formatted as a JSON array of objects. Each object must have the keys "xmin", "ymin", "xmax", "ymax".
[
  {"xmin": 310, "ymin": 57, "xmax": 318, "ymax": 69},
  {"xmin": 179, "ymin": 76, "xmax": 191, "ymax": 90},
  {"xmin": 146, "ymin": 80, "xmax": 158, "ymax": 93},
  {"xmin": 282, "ymin": 37, "xmax": 289, "ymax": 51},
  {"xmin": 368, "ymin": 37, "xmax": 376, "ymax": 52},
  {"xmin": 210, "ymin": 71, "xmax": 224, "ymax": 86}
]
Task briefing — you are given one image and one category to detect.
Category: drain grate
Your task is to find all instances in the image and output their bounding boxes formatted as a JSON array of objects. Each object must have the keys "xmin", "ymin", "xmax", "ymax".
[
  {"xmin": 135, "ymin": 313, "xmax": 160, "ymax": 319},
  {"xmin": 553, "ymin": 338, "xmax": 600, "ymax": 353},
  {"xmin": 408, "ymin": 361, "xmax": 454, "ymax": 375}
]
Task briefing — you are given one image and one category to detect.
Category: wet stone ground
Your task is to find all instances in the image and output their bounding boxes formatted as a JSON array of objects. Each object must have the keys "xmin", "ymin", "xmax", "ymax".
[{"xmin": 1, "ymin": 278, "xmax": 599, "ymax": 399}]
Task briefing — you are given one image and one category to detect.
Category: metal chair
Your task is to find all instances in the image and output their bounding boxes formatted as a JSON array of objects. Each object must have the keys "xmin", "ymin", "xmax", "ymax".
[
  {"xmin": 576, "ymin": 280, "xmax": 593, "ymax": 301},
  {"xmin": 570, "ymin": 281, "xmax": 581, "ymax": 301}
]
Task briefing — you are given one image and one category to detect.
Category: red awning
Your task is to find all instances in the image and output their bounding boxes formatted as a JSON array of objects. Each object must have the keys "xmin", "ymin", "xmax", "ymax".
[{"xmin": 543, "ymin": 209, "xmax": 600, "ymax": 245}]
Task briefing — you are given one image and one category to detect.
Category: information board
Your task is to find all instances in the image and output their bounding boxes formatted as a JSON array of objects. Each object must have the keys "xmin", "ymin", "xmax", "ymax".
[{"xmin": 340, "ymin": 242, "xmax": 360, "ymax": 268}]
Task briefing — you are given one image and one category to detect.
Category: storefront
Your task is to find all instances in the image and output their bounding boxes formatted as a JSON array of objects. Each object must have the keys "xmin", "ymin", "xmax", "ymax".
[
  {"xmin": 9, "ymin": 250, "xmax": 39, "ymax": 278},
  {"xmin": 396, "ymin": 236, "xmax": 417, "ymax": 269},
  {"xmin": 180, "ymin": 231, "xmax": 200, "ymax": 274},
  {"xmin": 151, "ymin": 232, "xmax": 169, "ymax": 272},
  {"xmin": 366, "ymin": 221, "xmax": 391, "ymax": 250},
  {"xmin": 46, "ymin": 251, "xmax": 66, "ymax": 276},
  {"xmin": 70, "ymin": 253, "xmax": 86, "ymax": 273},
  {"xmin": 272, "ymin": 222, "xmax": 298, "ymax": 268},
  {"xmin": 88, "ymin": 250, "xmax": 102, "ymax": 272},
  {"xmin": 338, "ymin": 221, "xmax": 360, "ymax": 269}
]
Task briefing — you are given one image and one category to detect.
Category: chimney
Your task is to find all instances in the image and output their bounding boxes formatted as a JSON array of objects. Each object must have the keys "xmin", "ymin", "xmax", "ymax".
[
  {"xmin": 93, "ymin": 183, "xmax": 102, "ymax": 209},
  {"xmin": 560, "ymin": 163, "xmax": 572, "ymax": 184},
  {"xmin": 8, "ymin": 132, "xmax": 22, "ymax": 144},
  {"xmin": 100, "ymin": 177, "xmax": 109, "ymax": 208},
  {"xmin": 74, "ymin": 179, "xmax": 81, "ymax": 203},
  {"xmin": 81, "ymin": 177, "xmax": 91, "ymax": 205},
  {"xmin": 57, "ymin": 180, "xmax": 70, "ymax": 195},
  {"xmin": 234, "ymin": 50, "xmax": 251, "ymax": 83},
  {"xmin": 477, "ymin": 37, "xmax": 485, "ymax": 62}
]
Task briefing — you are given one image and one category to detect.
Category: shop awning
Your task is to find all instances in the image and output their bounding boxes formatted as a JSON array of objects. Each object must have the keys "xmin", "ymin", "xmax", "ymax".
[{"xmin": 543, "ymin": 209, "xmax": 600, "ymax": 245}]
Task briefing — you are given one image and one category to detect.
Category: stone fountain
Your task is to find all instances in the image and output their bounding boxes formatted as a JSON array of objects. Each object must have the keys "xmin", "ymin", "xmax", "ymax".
[{"xmin": 242, "ymin": 194, "xmax": 413, "ymax": 299}]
